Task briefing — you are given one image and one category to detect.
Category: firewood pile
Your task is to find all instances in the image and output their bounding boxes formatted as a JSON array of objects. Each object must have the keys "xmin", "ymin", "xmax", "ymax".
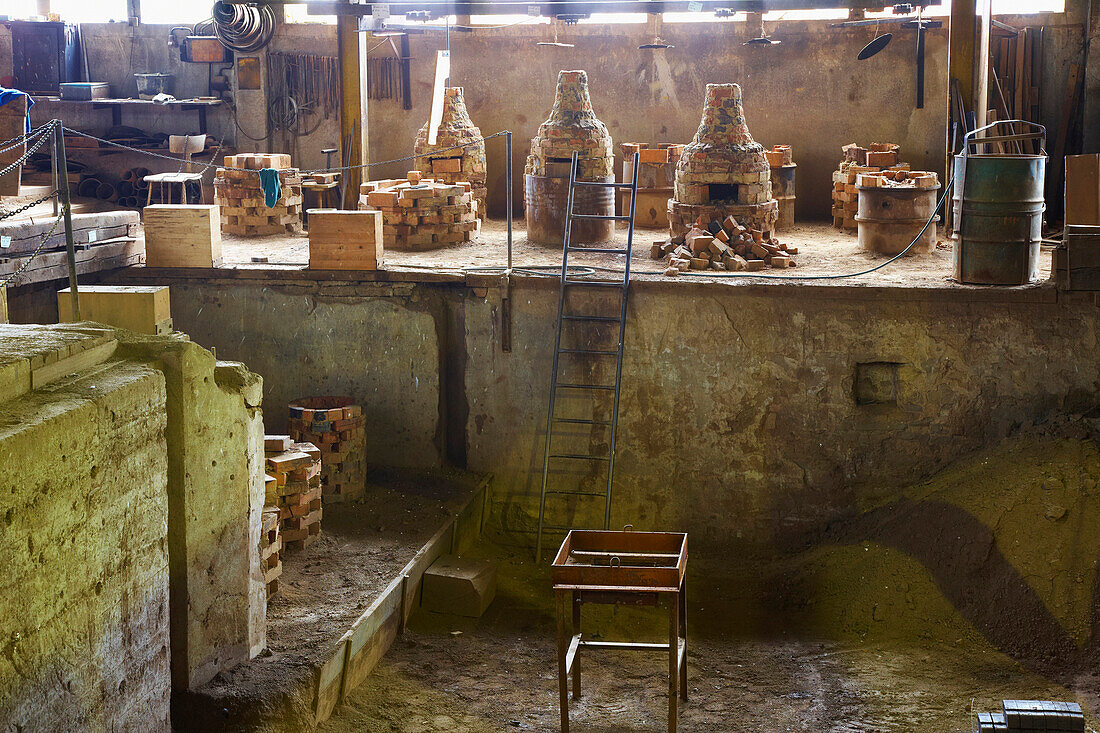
[{"xmin": 651, "ymin": 214, "xmax": 798, "ymax": 275}]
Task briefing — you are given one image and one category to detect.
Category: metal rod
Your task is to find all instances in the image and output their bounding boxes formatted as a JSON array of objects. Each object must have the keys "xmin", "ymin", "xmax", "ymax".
[
  {"xmin": 506, "ymin": 131, "xmax": 513, "ymax": 271},
  {"xmin": 50, "ymin": 128, "xmax": 59, "ymax": 217},
  {"xmin": 54, "ymin": 123, "xmax": 80, "ymax": 321}
]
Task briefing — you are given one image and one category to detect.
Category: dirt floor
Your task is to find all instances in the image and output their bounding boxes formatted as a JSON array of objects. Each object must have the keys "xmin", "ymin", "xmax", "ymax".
[
  {"xmin": 174, "ymin": 467, "xmax": 485, "ymax": 731},
  {"xmin": 322, "ymin": 417, "xmax": 1100, "ymax": 733}
]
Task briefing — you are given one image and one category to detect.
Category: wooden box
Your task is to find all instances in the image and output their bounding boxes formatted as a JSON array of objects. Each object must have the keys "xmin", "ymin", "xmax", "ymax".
[
  {"xmin": 0, "ymin": 95, "xmax": 28, "ymax": 197},
  {"xmin": 1055, "ymin": 225, "xmax": 1100, "ymax": 291},
  {"xmin": 143, "ymin": 204, "xmax": 222, "ymax": 267},
  {"xmin": 551, "ymin": 530, "xmax": 687, "ymax": 592},
  {"xmin": 308, "ymin": 210, "xmax": 383, "ymax": 270},
  {"xmin": 58, "ymin": 285, "xmax": 172, "ymax": 334},
  {"xmin": 1066, "ymin": 154, "xmax": 1100, "ymax": 226}
]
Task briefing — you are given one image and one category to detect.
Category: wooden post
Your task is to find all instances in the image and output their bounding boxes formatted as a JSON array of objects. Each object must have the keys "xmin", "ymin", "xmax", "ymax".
[
  {"xmin": 975, "ymin": 0, "xmax": 992, "ymax": 138},
  {"xmin": 947, "ymin": 0, "xmax": 977, "ymax": 232},
  {"xmin": 337, "ymin": 15, "xmax": 368, "ymax": 209}
]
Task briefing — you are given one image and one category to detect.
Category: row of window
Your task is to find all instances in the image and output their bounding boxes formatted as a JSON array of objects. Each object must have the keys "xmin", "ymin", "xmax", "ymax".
[{"xmin": 4, "ymin": 0, "xmax": 1065, "ymax": 27}]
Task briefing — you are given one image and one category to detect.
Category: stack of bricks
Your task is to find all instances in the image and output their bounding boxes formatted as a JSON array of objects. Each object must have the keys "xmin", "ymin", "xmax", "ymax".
[
  {"xmin": 668, "ymin": 83, "xmax": 778, "ymax": 239},
  {"xmin": 525, "ymin": 70, "xmax": 614, "ymax": 182},
  {"xmin": 855, "ymin": 169, "xmax": 939, "ymax": 189},
  {"xmin": 215, "ymin": 154, "xmax": 303, "ymax": 236},
  {"xmin": 652, "ymin": 214, "xmax": 797, "ymax": 274},
  {"xmin": 764, "ymin": 144, "xmax": 796, "ymax": 231},
  {"xmin": 264, "ymin": 436, "xmax": 323, "ymax": 552},
  {"xmin": 414, "ymin": 87, "xmax": 487, "ymax": 214},
  {"xmin": 358, "ymin": 171, "xmax": 479, "ymax": 251},
  {"xmin": 287, "ymin": 397, "xmax": 367, "ymax": 504},
  {"xmin": 259, "ymin": 504, "xmax": 282, "ymax": 597},
  {"xmin": 831, "ymin": 143, "xmax": 911, "ymax": 230}
]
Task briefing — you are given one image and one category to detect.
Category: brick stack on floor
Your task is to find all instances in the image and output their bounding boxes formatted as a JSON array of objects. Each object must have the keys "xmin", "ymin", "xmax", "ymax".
[
  {"xmin": 652, "ymin": 214, "xmax": 798, "ymax": 274},
  {"xmin": 764, "ymin": 144, "xmax": 797, "ymax": 231},
  {"xmin": 358, "ymin": 170, "xmax": 479, "ymax": 251},
  {"xmin": 259, "ymin": 503, "xmax": 282, "ymax": 597},
  {"xmin": 264, "ymin": 435, "xmax": 323, "ymax": 552},
  {"xmin": 215, "ymin": 154, "xmax": 304, "ymax": 236},
  {"xmin": 618, "ymin": 142, "xmax": 682, "ymax": 229},
  {"xmin": 288, "ymin": 397, "xmax": 367, "ymax": 504},
  {"xmin": 831, "ymin": 143, "xmax": 911, "ymax": 231}
]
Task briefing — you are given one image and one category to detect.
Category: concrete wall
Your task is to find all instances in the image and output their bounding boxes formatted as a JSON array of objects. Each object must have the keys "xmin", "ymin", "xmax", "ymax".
[
  {"xmin": 156, "ymin": 275, "xmax": 1100, "ymax": 557},
  {"xmin": 0, "ymin": 331, "xmax": 171, "ymax": 730}
]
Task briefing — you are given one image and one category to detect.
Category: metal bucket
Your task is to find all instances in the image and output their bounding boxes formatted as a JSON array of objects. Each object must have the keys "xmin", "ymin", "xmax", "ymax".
[{"xmin": 952, "ymin": 120, "xmax": 1047, "ymax": 285}]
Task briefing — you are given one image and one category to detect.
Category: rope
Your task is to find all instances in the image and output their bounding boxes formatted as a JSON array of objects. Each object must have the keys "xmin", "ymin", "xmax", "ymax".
[{"xmin": 60, "ymin": 125, "xmax": 510, "ymax": 175}]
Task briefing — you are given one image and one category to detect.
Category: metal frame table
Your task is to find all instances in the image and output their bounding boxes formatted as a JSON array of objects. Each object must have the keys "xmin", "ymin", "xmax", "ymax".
[{"xmin": 551, "ymin": 529, "xmax": 688, "ymax": 732}]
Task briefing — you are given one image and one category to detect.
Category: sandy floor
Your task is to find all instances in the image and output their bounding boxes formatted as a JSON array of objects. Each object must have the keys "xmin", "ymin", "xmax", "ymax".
[{"xmin": 321, "ymin": 539, "xmax": 1097, "ymax": 733}]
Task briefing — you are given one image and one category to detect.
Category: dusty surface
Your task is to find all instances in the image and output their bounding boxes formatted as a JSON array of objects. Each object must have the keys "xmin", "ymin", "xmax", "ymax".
[
  {"xmin": 175, "ymin": 468, "xmax": 485, "ymax": 731},
  {"xmin": 323, "ymin": 420, "xmax": 1100, "ymax": 733},
  {"xmin": 210, "ymin": 219, "xmax": 1056, "ymax": 289}
]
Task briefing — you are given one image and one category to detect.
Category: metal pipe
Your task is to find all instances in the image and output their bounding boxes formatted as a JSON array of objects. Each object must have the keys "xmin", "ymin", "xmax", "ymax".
[
  {"xmin": 54, "ymin": 124, "xmax": 80, "ymax": 321},
  {"xmin": 506, "ymin": 131, "xmax": 513, "ymax": 272}
]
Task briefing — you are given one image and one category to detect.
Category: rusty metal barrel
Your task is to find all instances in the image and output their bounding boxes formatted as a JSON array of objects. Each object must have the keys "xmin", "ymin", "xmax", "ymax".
[
  {"xmin": 525, "ymin": 174, "xmax": 615, "ymax": 246},
  {"xmin": 856, "ymin": 184, "xmax": 940, "ymax": 255},
  {"xmin": 952, "ymin": 120, "xmax": 1047, "ymax": 285}
]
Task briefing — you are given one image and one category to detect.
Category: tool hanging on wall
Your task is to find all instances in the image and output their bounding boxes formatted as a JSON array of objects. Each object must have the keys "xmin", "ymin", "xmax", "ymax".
[{"xmin": 266, "ymin": 51, "xmax": 338, "ymax": 137}]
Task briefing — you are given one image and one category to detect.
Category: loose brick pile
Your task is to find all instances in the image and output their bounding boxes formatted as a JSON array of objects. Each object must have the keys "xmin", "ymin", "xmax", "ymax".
[
  {"xmin": 358, "ymin": 171, "xmax": 479, "ymax": 251},
  {"xmin": 264, "ymin": 436, "xmax": 323, "ymax": 552},
  {"xmin": 831, "ymin": 143, "xmax": 911, "ymax": 230},
  {"xmin": 855, "ymin": 169, "xmax": 939, "ymax": 189},
  {"xmin": 525, "ymin": 70, "xmax": 614, "ymax": 181},
  {"xmin": 259, "ymin": 505, "xmax": 282, "ymax": 597},
  {"xmin": 652, "ymin": 214, "xmax": 797, "ymax": 275},
  {"xmin": 288, "ymin": 397, "xmax": 367, "ymax": 504},
  {"xmin": 668, "ymin": 83, "xmax": 777, "ymax": 238},
  {"xmin": 215, "ymin": 153, "xmax": 303, "ymax": 236},
  {"xmin": 414, "ymin": 87, "xmax": 487, "ymax": 213}
]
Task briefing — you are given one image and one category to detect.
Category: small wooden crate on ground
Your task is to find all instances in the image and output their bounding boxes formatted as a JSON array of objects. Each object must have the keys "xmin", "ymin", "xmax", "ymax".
[
  {"xmin": 143, "ymin": 204, "xmax": 222, "ymax": 267},
  {"xmin": 57, "ymin": 284, "xmax": 172, "ymax": 334},
  {"xmin": 288, "ymin": 397, "xmax": 367, "ymax": 504},
  {"xmin": 264, "ymin": 438, "xmax": 323, "ymax": 553},
  {"xmin": 307, "ymin": 210, "xmax": 384, "ymax": 270},
  {"xmin": 215, "ymin": 154, "xmax": 303, "ymax": 236}
]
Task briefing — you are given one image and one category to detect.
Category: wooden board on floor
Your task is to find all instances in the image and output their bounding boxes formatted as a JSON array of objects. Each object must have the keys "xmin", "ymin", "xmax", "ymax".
[
  {"xmin": 0, "ymin": 238, "xmax": 143, "ymax": 287},
  {"xmin": 0, "ymin": 210, "xmax": 140, "ymax": 257}
]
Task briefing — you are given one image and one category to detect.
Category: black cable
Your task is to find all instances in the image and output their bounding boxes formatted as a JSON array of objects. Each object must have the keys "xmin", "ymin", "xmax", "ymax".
[{"xmin": 212, "ymin": 1, "xmax": 276, "ymax": 53}]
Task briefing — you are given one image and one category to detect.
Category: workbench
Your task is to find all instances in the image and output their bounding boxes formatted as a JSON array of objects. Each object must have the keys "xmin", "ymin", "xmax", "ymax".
[
  {"xmin": 31, "ymin": 96, "xmax": 225, "ymax": 136},
  {"xmin": 551, "ymin": 529, "xmax": 688, "ymax": 732}
]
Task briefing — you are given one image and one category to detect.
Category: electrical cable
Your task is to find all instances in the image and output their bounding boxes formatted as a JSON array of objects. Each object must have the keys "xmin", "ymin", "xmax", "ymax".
[{"xmin": 211, "ymin": 1, "xmax": 276, "ymax": 53}]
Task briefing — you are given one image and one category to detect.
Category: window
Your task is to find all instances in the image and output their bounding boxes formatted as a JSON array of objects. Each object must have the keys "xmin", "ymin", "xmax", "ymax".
[{"xmin": 141, "ymin": 0, "xmax": 212, "ymax": 25}]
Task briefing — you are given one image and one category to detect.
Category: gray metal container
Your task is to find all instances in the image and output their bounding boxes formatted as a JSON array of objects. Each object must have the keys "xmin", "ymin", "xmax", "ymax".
[{"xmin": 952, "ymin": 120, "xmax": 1047, "ymax": 285}]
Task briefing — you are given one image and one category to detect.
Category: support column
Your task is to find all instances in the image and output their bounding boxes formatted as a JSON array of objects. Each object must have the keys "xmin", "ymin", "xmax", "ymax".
[{"xmin": 338, "ymin": 16, "xmax": 368, "ymax": 209}]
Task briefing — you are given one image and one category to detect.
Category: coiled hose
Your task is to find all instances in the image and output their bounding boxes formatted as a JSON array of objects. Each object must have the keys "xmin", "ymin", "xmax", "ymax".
[{"xmin": 211, "ymin": 1, "xmax": 276, "ymax": 53}]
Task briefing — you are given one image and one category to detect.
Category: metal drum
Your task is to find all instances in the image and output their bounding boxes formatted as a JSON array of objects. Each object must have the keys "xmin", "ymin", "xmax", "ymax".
[
  {"xmin": 525, "ymin": 174, "xmax": 615, "ymax": 246},
  {"xmin": 855, "ymin": 185, "xmax": 940, "ymax": 255},
  {"xmin": 952, "ymin": 120, "xmax": 1047, "ymax": 285}
]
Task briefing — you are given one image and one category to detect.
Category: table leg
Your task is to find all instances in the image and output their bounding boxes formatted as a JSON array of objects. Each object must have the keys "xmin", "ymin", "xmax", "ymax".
[
  {"xmin": 572, "ymin": 590, "xmax": 581, "ymax": 700},
  {"xmin": 679, "ymin": 579, "xmax": 688, "ymax": 700},
  {"xmin": 557, "ymin": 590, "xmax": 570, "ymax": 733},
  {"xmin": 668, "ymin": 592, "xmax": 678, "ymax": 732}
]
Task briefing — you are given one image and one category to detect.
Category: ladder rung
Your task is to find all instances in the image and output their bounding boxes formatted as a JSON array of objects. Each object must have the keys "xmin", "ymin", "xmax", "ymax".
[
  {"xmin": 558, "ymin": 348, "xmax": 618, "ymax": 356},
  {"xmin": 567, "ymin": 246, "xmax": 630, "ymax": 254},
  {"xmin": 544, "ymin": 490, "xmax": 608, "ymax": 497},
  {"xmin": 556, "ymin": 383, "xmax": 616, "ymax": 391},
  {"xmin": 549, "ymin": 453, "xmax": 611, "ymax": 461},
  {"xmin": 562, "ymin": 314, "xmax": 620, "ymax": 322},
  {"xmin": 563, "ymin": 280, "xmax": 625, "ymax": 288},
  {"xmin": 552, "ymin": 417, "xmax": 611, "ymax": 425},
  {"xmin": 570, "ymin": 214, "xmax": 633, "ymax": 221},
  {"xmin": 572, "ymin": 180, "xmax": 634, "ymax": 188}
]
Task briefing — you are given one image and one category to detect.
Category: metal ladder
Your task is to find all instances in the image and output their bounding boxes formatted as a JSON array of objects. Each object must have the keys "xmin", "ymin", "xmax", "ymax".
[{"xmin": 535, "ymin": 150, "xmax": 640, "ymax": 561}]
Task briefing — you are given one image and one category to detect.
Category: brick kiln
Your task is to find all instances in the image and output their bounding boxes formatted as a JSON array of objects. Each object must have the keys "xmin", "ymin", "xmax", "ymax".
[
  {"xmin": 668, "ymin": 83, "xmax": 778, "ymax": 239},
  {"xmin": 525, "ymin": 70, "xmax": 615, "ymax": 245},
  {"xmin": 413, "ymin": 87, "xmax": 487, "ymax": 214}
]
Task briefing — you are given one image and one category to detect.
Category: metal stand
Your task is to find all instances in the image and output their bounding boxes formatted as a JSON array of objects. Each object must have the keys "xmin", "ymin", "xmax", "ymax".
[{"xmin": 52, "ymin": 122, "xmax": 79, "ymax": 320}]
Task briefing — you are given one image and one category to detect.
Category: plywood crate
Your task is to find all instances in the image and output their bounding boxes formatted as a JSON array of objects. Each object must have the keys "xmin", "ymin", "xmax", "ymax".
[
  {"xmin": 307, "ymin": 210, "xmax": 384, "ymax": 270},
  {"xmin": 1066, "ymin": 154, "xmax": 1100, "ymax": 226},
  {"xmin": 143, "ymin": 204, "xmax": 222, "ymax": 267},
  {"xmin": 57, "ymin": 285, "xmax": 172, "ymax": 334}
]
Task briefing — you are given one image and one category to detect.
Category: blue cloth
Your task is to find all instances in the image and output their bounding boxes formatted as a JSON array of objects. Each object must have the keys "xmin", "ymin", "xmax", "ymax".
[
  {"xmin": 258, "ymin": 168, "xmax": 281, "ymax": 208},
  {"xmin": 0, "ymin": 87, "xmax": 34, "ymax": 133}
]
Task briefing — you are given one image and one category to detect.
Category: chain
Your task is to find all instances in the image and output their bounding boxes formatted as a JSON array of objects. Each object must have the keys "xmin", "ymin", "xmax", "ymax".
[
  {"xmin": 0, "ymin": 206, "xmax": 65, "ymax": 289},
  {"xmin": 60, "ymin": 124, "xmax": 509, "ymax": 175},
  {"xmin": 0, "ymin": 190, "xmax": 59, "ymax": 220},
  {"xmin": 0, "ymin": 124, "xmax": 56, "ymax": 182}
]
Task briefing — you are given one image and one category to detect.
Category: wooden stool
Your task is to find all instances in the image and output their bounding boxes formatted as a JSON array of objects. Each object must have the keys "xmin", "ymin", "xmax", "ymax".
[
  {"xmin": 145, "ymin": 134, "xmax": 207, "ymax": 206},
  {"xmin": 302, "ymin": 180, "xmax": 341, "ymax": 227}
]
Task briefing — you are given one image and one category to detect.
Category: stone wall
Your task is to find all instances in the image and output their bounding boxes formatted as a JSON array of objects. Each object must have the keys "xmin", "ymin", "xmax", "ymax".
[{"xmin": 0, "ymin": 328, "xmax": 171, "ymax": 730}]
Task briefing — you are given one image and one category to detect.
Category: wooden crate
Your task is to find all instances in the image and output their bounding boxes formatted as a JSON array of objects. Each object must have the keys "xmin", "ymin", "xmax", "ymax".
[
  {"xmin": 1066, "ymin": 155, "xmax": 1100, "ymax": 226},
  {"xmin": 0, "ymin": 95, "xmax": 28, "ymax": 196},
  {"xmin": 308, "ymin": 210, "xmax": 383, "ymax": 270},
  {"xmin": 1055, "ymin": 225, "xmax": 1100, "ymax": 291},
  {"xmin": 57, "ymin": 285, "xmax": 172, "ymax": 334},
  {"xmin": 143, "ymin": 204, "xmax": 222, "ymax": 267}
]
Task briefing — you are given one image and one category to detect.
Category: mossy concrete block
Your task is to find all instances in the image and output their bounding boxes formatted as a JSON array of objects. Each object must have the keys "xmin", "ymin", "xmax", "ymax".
[
  {"xmin": 421, "ymin": 555, "xmax": 497, "ymax": 618},
  {"xmin": 0, "ymin": 357, "xmax": 170, "ymax": 731}
]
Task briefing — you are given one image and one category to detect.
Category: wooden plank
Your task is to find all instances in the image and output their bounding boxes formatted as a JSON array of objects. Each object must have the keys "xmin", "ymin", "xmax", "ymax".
[
  {"xmin": 339, "ymin": 576, "xmax": 403, "ymax": 701},
  {"xmin": 0, "ymin": 239, "xmax": 143, "ymax": 287},
  {"xmin": 0, "ymin": 210, "xmax": 139, "ymax": 256},
  {"xmin": 313, "ymin": 637, "xmax": 348, "ymax": 725},
  {"xmin": 31, "ymin": 339, "xmax": 118, "ymax": 389}
]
